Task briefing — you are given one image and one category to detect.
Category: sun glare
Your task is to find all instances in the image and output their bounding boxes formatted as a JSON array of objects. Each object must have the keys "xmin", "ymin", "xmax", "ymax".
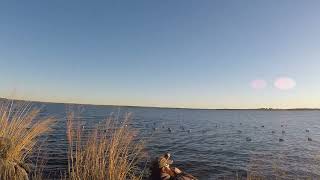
[
  {"xmin": 250, "ymin": 79, "xmax": 267, "ymax": 90},
  {"xmin": 274, "ymin": 77, "xmax": 296, "ymax": 90}
]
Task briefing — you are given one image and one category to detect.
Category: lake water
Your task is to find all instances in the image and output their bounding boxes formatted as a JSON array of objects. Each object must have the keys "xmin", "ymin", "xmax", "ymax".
[{"xmin": 35, "ymin": 102, "xmax": 320, "ymax": 179}]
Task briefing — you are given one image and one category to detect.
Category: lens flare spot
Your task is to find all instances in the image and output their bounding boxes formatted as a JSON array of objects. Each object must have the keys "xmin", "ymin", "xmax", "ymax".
[
  {"xmin": 250, "ymin": 79, "xmax": 267, "ymax": 89},
  {"xmin": 274, "ymin": 77, "xmax": 296, "ymax": 90}
]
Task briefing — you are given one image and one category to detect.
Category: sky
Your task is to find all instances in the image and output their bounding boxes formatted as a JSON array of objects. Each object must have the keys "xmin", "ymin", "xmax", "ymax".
[{"xmin": 1, "ymin": 0, "xmax": 320, "ymax": 109}]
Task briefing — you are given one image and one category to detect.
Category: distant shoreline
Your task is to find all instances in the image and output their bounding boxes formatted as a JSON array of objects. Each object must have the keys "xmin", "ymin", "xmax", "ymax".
[
  {"xmin": 1, "ymin": 97, "xmax": 320, "ymax": 111},
  {"xmin": 0, "ymin": 97, "xmax": 320, "ymax": 111}
]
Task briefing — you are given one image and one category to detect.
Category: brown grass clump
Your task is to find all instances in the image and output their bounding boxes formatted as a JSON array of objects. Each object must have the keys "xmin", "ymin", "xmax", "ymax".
[
  {"xmin": 0, "ymin": 100, "xmax": 55, "ymax": 180},
  {"xmin": 66, "ymin": 111, "xmax": 147, "ymax": 180}
]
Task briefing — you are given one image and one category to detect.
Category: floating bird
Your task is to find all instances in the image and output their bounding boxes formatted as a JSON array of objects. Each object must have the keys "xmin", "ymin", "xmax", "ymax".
[
  {"xmin": 162, "ymin": 125, "xmax": 165, "ymax": 128},
  {"xmin": 282, "ymin": 130, "xmax": 285, "ymax": 134},
  {"xmin": 279, "ymin": 138, "xmax": 284, "ymax": 142},
  {"xmin": 240, "ymin": 123, "xmax": 242, "ymax": 125},
  {"xmin": 82, "ymin": 125, "xmax": 85, "ymax": 129},
  {"xmin": 187, "ymin": 129, "xmax": 191, "ymax": 133},
  {"xmin": 281, "ymin": 125, "xmax": 284, "ymax": 127},
  {"xmin": 237, "ymin": 130, "xmax": 242, "ymax": 133},
  {"xmin": 246, "ymin": 137, "xmax": 252, "ymax": 142},
  {"xmin": 261, "ymin": 125, "xmax": 265, "ymax": 128},
  {"xmin": 306, "ymin": 129, "xmax": 310, "ymax": 133},
  {"xmin": 308, "ymin": 137, "xmax": 312, "ymax": 141},
  {"xmin": 271, "ymin": 131, "xmax": 275, "ymax": 134},
  {"xmin": 153, "ymin": 127, "xmax": 157, "ymax": 131},
  {"xmin": 168, "ymin": 128, "xmax": 172, "ymax": 133}
]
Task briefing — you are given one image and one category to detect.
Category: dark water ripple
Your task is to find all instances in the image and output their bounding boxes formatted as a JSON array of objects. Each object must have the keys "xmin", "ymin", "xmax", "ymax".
[{"xmin": 30, "ymin": 103, "xmax": 320, "ymax": 179}]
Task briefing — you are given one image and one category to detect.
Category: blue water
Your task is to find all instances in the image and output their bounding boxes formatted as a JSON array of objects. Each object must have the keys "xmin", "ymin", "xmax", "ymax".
[{"xmin": 35, "ymin": 102, "xmax": 320, "ymax": 179}]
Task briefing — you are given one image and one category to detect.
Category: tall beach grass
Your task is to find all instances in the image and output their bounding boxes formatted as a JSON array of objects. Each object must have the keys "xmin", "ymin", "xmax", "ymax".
[
  {"xmin": 0, "ymin": 100, "xmax": 55, "ymax": 180},
  {"xmin": 66, "ymin": 111, "xmax": 147, "ymax": 180}
]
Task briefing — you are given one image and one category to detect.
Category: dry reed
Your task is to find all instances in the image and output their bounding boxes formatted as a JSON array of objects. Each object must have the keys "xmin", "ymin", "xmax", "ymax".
[
  {"xmin": 0, "ymin": 100, "xmax": 55, "ymax": 180},
  {"xmin": 66, "ymin": 111, "xmax": 147, "ymax": 180}
]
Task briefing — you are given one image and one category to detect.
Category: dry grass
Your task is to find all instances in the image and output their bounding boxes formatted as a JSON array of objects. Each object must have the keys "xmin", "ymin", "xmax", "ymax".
[
  {"xmin": 29, "ymin": 148, "xmax": 48, "ymax": 180},
  {"xmin": 66, "ymin": 111, "xmax": 147, "ymax": 180},
  {"xmin": 0, "ymin": 100, "xmax": 55, "ymax": 180}
]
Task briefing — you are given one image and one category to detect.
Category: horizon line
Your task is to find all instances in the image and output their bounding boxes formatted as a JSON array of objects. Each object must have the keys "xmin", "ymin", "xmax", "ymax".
[{"xmin": 1, "ymin": 97, "xmax": 320, "ymax": 111}]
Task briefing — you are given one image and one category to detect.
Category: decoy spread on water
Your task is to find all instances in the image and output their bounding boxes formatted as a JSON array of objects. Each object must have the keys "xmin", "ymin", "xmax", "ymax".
[{"xmin": 147, "ymin": 122, "xmax": 314, "ymax": 145}]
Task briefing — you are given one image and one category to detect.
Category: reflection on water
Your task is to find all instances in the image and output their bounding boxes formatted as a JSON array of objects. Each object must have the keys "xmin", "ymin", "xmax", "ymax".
[{"xmin": 36, "ymin": 103, "xmax": 320, "ymax": 179}]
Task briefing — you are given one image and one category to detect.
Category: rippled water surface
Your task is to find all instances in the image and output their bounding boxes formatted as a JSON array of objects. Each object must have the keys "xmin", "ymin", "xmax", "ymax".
[{"xmin": 36, "ymin": 103, "xmax": 320, "ymax": 179}]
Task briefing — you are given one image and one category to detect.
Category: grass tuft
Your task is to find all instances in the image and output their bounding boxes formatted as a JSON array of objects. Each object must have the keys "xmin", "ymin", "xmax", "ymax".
[
  {"xmin": 0, "ymin": 100, "xmax": 55, "ymax": 180},
  {"xmin": 66, "ymin": 111, "xmax": 147, "ymax": 180}
]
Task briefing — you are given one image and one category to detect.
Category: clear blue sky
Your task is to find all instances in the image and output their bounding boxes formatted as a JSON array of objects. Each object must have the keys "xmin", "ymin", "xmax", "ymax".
[{"xmin": 1, "ymin": 0, "xmax": 320, "ymax": 108}]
